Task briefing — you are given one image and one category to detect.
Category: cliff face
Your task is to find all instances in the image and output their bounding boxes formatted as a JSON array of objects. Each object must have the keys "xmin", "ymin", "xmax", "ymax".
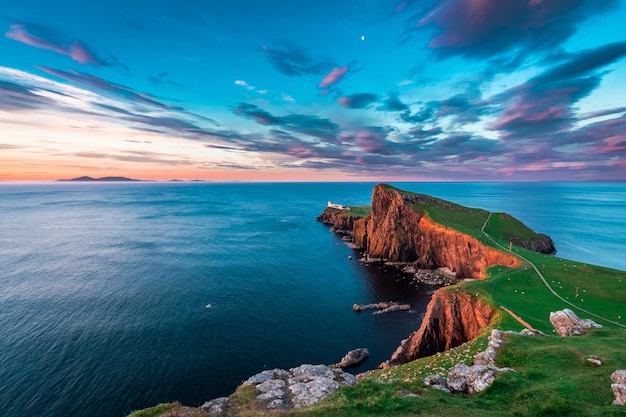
[
  {"xmin": 386, "ymin": 289, "xmax": 494, "ymax": 366},
  {"xmin": 316, "ymin": 208, "xmax": 356, "ymax": 233},
  {"xmin": 361, "ymin": 185, "xmax": 520, "ymax": 279},
  {"xmin": 511, "ymin": 235, "xmax": 556, "ymax": 255}
]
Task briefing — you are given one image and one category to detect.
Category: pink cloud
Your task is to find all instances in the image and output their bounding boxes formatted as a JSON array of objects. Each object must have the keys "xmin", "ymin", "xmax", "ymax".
[
  {"xmin": 6, "ymin": 23, "xmax": 110, "ymax": 66},
  {"xmin": 337, "ymin": 97, "xmax": 352, "ymax": 107},
  {"xmin": 318, "ymin": 65, "xmax": 349, "ymax": 89},
  {"xmin": 419, "ymin": 0, "xmax": 614, "ymax": 58},
  {"xmin": 594, "ymin": 135, "xmax": 626, "ymax": 154}
]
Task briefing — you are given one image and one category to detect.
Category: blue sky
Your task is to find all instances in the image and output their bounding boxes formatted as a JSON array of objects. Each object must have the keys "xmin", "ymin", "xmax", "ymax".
[{"xmin": 1, "ymin": 0, "xmax": 625, "ymax": 181}]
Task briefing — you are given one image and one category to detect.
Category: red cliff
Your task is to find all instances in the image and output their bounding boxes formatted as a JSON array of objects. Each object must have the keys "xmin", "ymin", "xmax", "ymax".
[
  {"xmin": 361, "ymin": 184, "xmax": 520, "ymax": 279},
  {"xmin": 385, "ymin": 289, "xmax": 494, "ymax": 366}
]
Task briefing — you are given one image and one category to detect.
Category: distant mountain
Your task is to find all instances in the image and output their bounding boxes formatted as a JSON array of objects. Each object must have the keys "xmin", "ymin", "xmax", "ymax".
[{"xmin": 56, "ymin": 176, "xmax": 142, "ymax": 182}]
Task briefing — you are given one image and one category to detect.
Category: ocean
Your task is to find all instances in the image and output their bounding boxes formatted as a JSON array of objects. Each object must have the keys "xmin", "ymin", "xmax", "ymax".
[{"xmin": 0, "ymin": 182, "xmax": 624, "ymax": 417}]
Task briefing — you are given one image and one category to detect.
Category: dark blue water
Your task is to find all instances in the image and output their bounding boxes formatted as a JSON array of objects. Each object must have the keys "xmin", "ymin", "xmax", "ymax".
[{"xmin": 0, "ymin": 182, "xmax": 624, "ymax": 417}]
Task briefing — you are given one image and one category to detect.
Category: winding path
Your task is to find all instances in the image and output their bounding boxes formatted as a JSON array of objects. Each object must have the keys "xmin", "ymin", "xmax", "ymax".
[{"xmin": 481, "ymin": 212, "xmax": 625, "ymax": 329}]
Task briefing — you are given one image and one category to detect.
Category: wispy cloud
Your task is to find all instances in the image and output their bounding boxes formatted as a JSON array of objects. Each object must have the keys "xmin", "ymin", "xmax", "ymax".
[
  {"xmin": 38, "ymin": 66, "xmax": 170, "ymax": 109},
  {"xmin": 233, "ymin": 103, "xmax": 340, "ymax": 143},
  {"xmin": 416, "ymin": 0, "xmax": 619, "ymax": 59},
  {"xmin": 234, "ymin": 79, "xmax": 255, "ymax": 90},
  {"xmin": 5, "ymin": 23, "xmax": 118, "ymax": 67},
  {"xmin": 0, "ymin": 79, "xmax": 57, "ymax": 111},
  {"xmin": 338, "ymin": 93, "xmax": 378, "ymax": 109},
  {"xmin": 492, "ymin": 41, "xmax": 626, "ymax": 139},
  {"xmin": 261, "ymin": 43, "xmax": 333, "ymax": 76},
  {"xmin": 318, "ymin": 65, "xmax": 350, "ymax": 89},
  {"xmin": 378, "ymin": 92, "xmax": 409, "ymax": 112}
]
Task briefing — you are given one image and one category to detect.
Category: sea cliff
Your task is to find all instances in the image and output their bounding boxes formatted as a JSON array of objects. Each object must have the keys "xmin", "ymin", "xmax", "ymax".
[
  {"xmin": 384, "ymin": 289, "xmax": 493, "ymax": 366},
  {"xmin": 318, "ymin": 184, "xmax": 523, "ymax": 279}
]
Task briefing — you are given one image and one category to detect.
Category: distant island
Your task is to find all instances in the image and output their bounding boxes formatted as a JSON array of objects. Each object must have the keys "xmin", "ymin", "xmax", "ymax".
[{"xmin": 56, "ymin": 176, "xmax": 142, "ymax": 182}]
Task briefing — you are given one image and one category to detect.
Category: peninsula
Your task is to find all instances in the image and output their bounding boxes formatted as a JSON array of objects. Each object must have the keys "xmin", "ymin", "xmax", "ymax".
[{"xmin": 130, "ymin": 184, "xmax": 626, "ymax": 417}]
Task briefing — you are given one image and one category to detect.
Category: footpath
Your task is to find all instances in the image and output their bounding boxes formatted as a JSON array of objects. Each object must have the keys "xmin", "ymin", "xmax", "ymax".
[{"xmin": 480, "ymin": 212, "xmax": 625, "ymax": 329}]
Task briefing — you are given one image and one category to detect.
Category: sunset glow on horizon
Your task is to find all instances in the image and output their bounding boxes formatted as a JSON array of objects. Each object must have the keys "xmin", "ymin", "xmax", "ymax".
[{"xmin": 1, "ymin": 0, "xmax": 626, "ymax": 182}]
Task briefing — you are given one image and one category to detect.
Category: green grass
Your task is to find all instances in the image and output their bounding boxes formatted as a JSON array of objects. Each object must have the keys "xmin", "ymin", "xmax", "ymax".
[
  {"xmin": 484, "ymin": 212, "xmax": 544, "ymax": 242},
  {"xmin": 345, "ymin": 205, "xmax": 372, "ymax": 217},
  {"xmin": 127, "ymin": 403, "xmax": 179, "ymax": 417},
  {"xmin": 289, "ymin": 325, "xmax": 626, "ymax": 417},
  {"xmin": 418, "ymin": 203, "xmax": 489, "ymax": 239}
]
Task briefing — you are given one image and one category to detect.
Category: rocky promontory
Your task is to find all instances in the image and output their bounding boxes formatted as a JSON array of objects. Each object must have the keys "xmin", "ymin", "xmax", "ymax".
[{"xmin": 318, "ymin": 184, "xmax": 524, "ymax": 279}]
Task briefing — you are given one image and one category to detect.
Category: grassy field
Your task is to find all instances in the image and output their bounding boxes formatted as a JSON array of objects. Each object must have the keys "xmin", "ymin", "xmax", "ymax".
[
  {"xmin": 291, "ymin": 326, "xmax": 626, "ymax": 417},
  {"xmin": 345, "ymin": 206, "xmax": 372, "ymax": 217},
  {"xmin": 130, "ymin": 187, "xmax": 626, "ymax": 417}
]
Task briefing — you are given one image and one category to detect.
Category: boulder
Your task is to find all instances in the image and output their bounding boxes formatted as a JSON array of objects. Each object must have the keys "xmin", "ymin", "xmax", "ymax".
[
  {"xmin": 201, "ymin": 397, "xmax": 229, "ymax": 416},
  {"xmin": 353, "ymin": 302, "xmax": 410, "ymax": 313},
  {"xmin": 447, "ymin": 363, "xmax": 497, "ymax": 394},
  {"xmin": 612, "ymin": 370, "xmax": 626, "ymax": 406},
  {"xmin": 234, "ymin": 364, "xmax": 357, "ymax": 412},
  {"xmin": 423, "ymin": 374, "xmax": 450, "ymax": 393},
  {"xmin": 549, "ymin": 309, "xmax": 602, "ymax": 336},
  {"xmin": 338, "ymin": 348, "xmax": 369, "ymax": 368},
  {"xmin": 586, "ymin": 356, "xmax": 603, "ymax": 366}
]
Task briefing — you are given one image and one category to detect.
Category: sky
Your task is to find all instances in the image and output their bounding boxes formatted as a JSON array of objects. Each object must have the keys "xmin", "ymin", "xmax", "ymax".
[{"xmin": 1, "ymin": 0, "xmax": 625, "ymax": 181}]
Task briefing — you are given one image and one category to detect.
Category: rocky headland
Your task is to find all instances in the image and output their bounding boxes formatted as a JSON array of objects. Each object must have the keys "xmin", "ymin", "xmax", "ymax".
[
  {"xmin": 317, "ymin": 184, "xmax": 557, "ymax": 366},
  {"xmin": 317, "ymin": 184, "xmax": 528, "ymax": 281}
]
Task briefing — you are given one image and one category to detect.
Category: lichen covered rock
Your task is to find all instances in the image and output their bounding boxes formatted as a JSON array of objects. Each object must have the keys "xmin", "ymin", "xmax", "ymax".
[{"xmin": 549, "ymin": 309, "xmax": 602, "ymax": 336}]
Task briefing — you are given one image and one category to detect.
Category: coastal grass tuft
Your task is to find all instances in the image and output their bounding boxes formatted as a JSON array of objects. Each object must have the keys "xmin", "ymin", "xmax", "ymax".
[{"xmin": 127, "ymin": 402, "xmax": 180, "ymax": 417}]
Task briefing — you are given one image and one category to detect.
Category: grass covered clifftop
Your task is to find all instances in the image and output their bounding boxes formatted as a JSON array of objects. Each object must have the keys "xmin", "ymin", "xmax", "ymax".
[{"xmin": 378, "ymin": 184, "xmax": 555, "ymax": 254}]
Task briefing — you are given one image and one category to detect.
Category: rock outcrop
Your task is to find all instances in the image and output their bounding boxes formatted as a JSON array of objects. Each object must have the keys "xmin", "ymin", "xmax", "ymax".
[
  {"xmin": 611, "ymin": 370, "xmax": 626, "ymax": 406},
  {"xmin": 318, "ymin": 184, "xmax": 521, "ymax": 280},
  {"xmin": 384, "ymin": 289, "xmax": 494, "ymax": 367},
  {"xmin": 424, "ymin": 329, "xmax": 515, "ymax": 394},
  {"xmin": 316, "ymin": 208, "xmax": 356, "ymax": 233},
  {"xmin": 549, "ymin": 308, "xmax": 602, "ymax": 336},
  {"xmin": 337, "ymin": 348, "xmax": 369, "ymax": 368},
  {"xmin": 243, "ymin": 364, "xmax": 356, "ymax": 411},
  {"xmin": 494, "ymin": 213, "xmax": 556, "ymax": 255},
  {"xmin": 200, "ymin": 365, "xmax": 356, "ymax": 415},
  {"xmin": 352, "ymin": 302, "xmax": 411, "ymax": 314}
]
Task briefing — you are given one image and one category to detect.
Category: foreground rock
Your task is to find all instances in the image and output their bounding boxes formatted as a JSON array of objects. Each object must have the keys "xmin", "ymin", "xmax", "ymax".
[
  {"xmin": 549, "ymin": 308, "xmax": 602, "ymax": 336},
  {"xmin": 611, "ymin": 370, "xmax": 626, "ymax": 406},
  {"xmin": 337, "ymin": 348, "xmax": 369, "ymax": 368},
  {"xmin": 202, "ymin": 397, "xmax": 229, "ymax": 416},
  {"xmin": 353, "ymin": 302, "xmax": 410, "ymax": 314},
  {"xmin": 424, "ymin": 329, "xmax": 515, "ymax": 394},
  {"xmin": 244, "ymin": 364, "xmax": 356, "ymax": 411}
]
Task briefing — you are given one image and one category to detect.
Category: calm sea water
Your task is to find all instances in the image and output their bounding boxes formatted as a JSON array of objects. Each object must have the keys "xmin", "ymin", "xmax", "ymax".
[{"xmin": 0, "ymin": 182, "xmax": 624, "ymax": 417}]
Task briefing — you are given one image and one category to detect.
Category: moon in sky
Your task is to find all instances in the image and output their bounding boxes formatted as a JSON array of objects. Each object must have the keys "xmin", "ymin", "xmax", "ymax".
[{"xmin": 361, "ymin": 35, "xmax": 365, "ymax": 41}]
